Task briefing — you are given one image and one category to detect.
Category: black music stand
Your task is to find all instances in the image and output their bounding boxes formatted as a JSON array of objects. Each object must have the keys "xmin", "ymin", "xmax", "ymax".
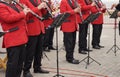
[
  {"xmin": 0, "ymin": 26, "xmax": 19, "ymax": 37},
  {"xmin": 79, "ymin": 12, "xmax": 101, "ymax": 68},
  {"xmin": 82, "ymin": 12, "xmax": 101, "ymax": 24},
  {"xmin": 51, "ymin": 13, "xmax": 70, "ymax": 77},
  {"xmin": 106, "ymin": 10, "xmax": 120, "ymax": 56}
]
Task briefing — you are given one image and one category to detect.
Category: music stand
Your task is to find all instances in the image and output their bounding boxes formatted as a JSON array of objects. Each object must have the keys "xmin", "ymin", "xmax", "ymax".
[
  {"xmin": 79, "ymin": 12, "xmax": 101, "ymax": 68},
  {"xmin": 0, "ymin": 26, "xmax": 19, "ymax": 37},
  {"xmin": 106, "ymin": 10, "xmax": 120, "ymax": 56},
  {"xmin": 0, "ymin": 26, "xmax": 19, "ymax": 70},
  {"xmin": 82, "ymin": 12, "xmax": 101, "ymax": 24},
  {"xmin": 51, "ymin": 13, "xmax": 70, "ymax": 77}
]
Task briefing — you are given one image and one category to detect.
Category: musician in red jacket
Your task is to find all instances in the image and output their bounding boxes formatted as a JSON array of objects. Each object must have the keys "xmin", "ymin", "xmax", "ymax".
[
  {"xmin": 0, "ymin": 0, "xmax": 30, "ymax": 77},
  {"xmin": 60, "ymin": 0, "xmax": 80, "ymax": 64},
  {"xmin": 19, "ymin": 0, "xmax": 49, "ymax": 77},
  {"xmin": 77, "ymin": 0, "xmax": 95, "ymax": 54},
  {"xmin": 91, "ymin": 0, "xmax": 106, "ymax": 49},
  {"xmin": 42, "ymin": 0, "xmax": 56, "ymax": 52}
]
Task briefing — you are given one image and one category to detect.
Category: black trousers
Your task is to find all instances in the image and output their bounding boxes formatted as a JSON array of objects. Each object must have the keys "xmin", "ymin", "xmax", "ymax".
[
  {"xmin": 23, "ymin": 34, "xmax": 44, "ymax": 72},
  {"xmin": 63, "ymin": 31, "xmax": 76, "ymax": 61},
  {"xmin": 43, "ymin": 28, "xmax": 54, "ymax": 48},
  {"xmin": 92, "ymin": 24, "xmax": 103, "ymax": 46},
  {"xmin": 6, "ymin": 44, "xmax": 26, "ymax": 77},
  {"xmin": 79, "ymin": 23, "xmax": 88, "ymax": 50}
]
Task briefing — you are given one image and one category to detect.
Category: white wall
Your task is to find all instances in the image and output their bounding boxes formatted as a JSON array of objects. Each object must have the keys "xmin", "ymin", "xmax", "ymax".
[
  {"xmin": 52, "ymin": 0, "xmax": 119, "ymax": 8},
  {"xmin": 102, "ymin": 0, "xmax": 119, "ymax": 8}
]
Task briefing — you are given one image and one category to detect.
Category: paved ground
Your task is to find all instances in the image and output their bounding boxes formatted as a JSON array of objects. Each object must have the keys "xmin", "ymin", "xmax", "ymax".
[{"xmin": 1, "ymin": 15, "xmax": 120, "ymax": 77}]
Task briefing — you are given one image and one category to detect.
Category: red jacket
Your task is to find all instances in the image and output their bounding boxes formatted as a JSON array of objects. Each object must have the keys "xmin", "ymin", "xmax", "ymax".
[
  {"xmin": 60, "ymin": 0, "xmax": 78, "ymax": 32},
  {"xmin": 91, "ymin": 4, "xmax": 106, "ymax": 24},
  {"xmin": 41, "ymin": 9, "xmax": 53, "ymax": 28},
  {"xmin": 0, "ymin": 3, "xmax": 28, "ymax": 48},
  {"xmin": 20, "ymin": 0, "xmax": 45, "ymax": 36},
  {"xmin": 77, "ymin": 0, "xmax": 93, "ymax": 24},
  {"xmin": 43, "ymin": 18, "xmax": 53, "ymax": 28}
]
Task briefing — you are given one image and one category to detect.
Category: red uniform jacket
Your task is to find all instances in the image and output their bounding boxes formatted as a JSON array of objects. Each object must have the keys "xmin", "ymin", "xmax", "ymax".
[
  {"xmin": 0, "ymin": 3, "xmax": 28, "ymax": 48},
  {"xmin": 41, "ymin": 9, "xmax": 53, "ymax": 28},
  {"xmin": 20, "ymin": 0, "xmax": 45, "ymax": 36},
  {"xmin": 77, "ymin": 0, "xmax": 93, "ymax": 24},
  {"xmin": 60, "ymin": 0, "xmax": 78, "ymax": 32},
  {"xmin": 91, "ymin": 4, "xmax": 106, "ymax": 24}
]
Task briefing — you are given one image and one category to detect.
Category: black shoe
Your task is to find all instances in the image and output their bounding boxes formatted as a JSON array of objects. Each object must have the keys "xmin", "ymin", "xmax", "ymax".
[
  {"xmin": 48, "ymin": 47, "xmax": 56, "ymax": 50},
  {"xmin": 43, "ymin": 47, "xmax": 50, "ymax": 52},
  {"xmin": 67, "ymin": 59, "xmax": 79, "ymax": 64},
  {"xmin": 98, "ymin": 45, "xmax": 104, "ymax": 48},
  {"xmin": 79, "ymin": 50, "xmax": 87, "ymax": 54},
  {"xmin": 34, "ymin": 68, "xmax": 49, "ymax": 74},
  {"xmin": 93, "ymin": 45, "xmax": 100, "ymax": 49},
  {"xmin": 23, "ymin": 71, "xmax": 33, "ymax": 77},
  {"xmin": 83, "ymin": 48, "xmax": 92, "ymax": 52}
]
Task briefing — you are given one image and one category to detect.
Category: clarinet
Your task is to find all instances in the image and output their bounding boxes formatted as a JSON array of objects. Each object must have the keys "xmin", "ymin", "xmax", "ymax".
[
  {"xmin": 13, "ymin": 0, "xmax": 44, "ymax": 21},
  {"xmin": 99, "ymin": 0, "xmax": 111, "ymax": 15},
  {"xmin": 92, "ymin": 0, "xmax": 102, "ymax": 12},
  {"xmin": 74, "ymin": 0, "xmax": 84, "ymax": 22},
  {"xmin": 40, "ymin": 0, "xmax": 54, "ymax": 18},
  {"xmin": 85, "ymin": 0, "xmax": 101, "ymax": 13}
]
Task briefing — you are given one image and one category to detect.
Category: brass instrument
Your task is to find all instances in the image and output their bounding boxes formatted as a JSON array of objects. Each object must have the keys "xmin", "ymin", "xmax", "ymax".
[
  {"xmin": 13, "ymin": 0, "xmax": 44, "ymax": 21},
  {"xmin": 50, "ymin": 0, "xmax": 60, "ymax": 16}
]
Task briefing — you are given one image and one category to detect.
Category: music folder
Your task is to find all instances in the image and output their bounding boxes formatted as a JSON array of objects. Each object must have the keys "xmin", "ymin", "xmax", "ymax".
[
  {"xmin": 82, "ymin": 12, "xmax": 101, "ymax": 24},
  {"xmin": 110, "ymin": 9, "xmax": 119, "ymax": 18},
  {"xmin": 49, "ymin": 12, "xmax": 70, "ymax": 29}
]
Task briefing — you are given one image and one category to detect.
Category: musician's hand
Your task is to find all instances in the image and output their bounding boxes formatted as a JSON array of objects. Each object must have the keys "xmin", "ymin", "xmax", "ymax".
[
  {"xmin": 77, "ymin": 4, "xmax": 81, "ymax": 8},
  {"xmin": 23, "ymin": 8, "xmax": 31, "ymax": 15},
  {"xmin": 101, "ymin": 4, "xmax": 106, "ymax": 10},
  {"xmin": 91, "ymin": 2, "xmax": 96, "ymax": 6},
  {"xmin": 37, "ymin": 2, "xmax": 47, "ymax": 9},
  {"xmin": 22, "ymin": 4, "xmax": 28, "ymax": 8},
  {"xmin": 117, "ymin": 11, "xmax": 120, "ymax": 17},
  {"xmin": 111, "ymin": 3, "xmax": 117, "ymax": 9},
  {"xmin": 74, "ymin": 7, "xmax": 81, "ymax": 13},
  {"xmin": 42, "ymin": 0, "xmax": 48, "ymax": 2}
]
